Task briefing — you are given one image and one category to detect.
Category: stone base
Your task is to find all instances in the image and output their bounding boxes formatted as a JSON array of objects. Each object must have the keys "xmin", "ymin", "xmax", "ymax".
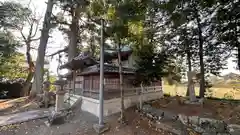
[
  {"xmin": 81, "ymin": 91, "xmax": 163, "ymax": 118},
  {"xmin": 93, "ymin": 123, "xmax": 109, "ymax": 134},
  {"xmin": 45, "ymin": 111, "xmax": 66, "ymax": 126},
  {"xmin": 184, "ymin": 98, "xmax": 204, "ymax": 105}
]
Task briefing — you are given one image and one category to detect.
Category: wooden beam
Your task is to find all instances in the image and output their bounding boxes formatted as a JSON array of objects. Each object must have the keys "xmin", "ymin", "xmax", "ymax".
[{"xmin": 72, "ymin": 70, "xmax": 76, "ymax": 93}]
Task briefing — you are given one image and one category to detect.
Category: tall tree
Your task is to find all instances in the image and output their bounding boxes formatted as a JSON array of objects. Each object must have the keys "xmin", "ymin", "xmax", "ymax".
[
  {"xmin": 161, "ymin": 0, "xmax": 230, "ymax": 97},
  {"xmin": 0, "ymin": 1, "xmax": 31, "ymax": 29},
  {"xmin": 54, "ymin": 0, "xmax": 90, "ymax": 60},
  {"xmin": 0, "ymin": 2, "xmax": 30, "ymax": 81},
  {"xmin": 31, "ymin": 0, "xmax": 55, "ymax": 95},
  {"xmin": 88, "ymin": 0, "xmax": 149, "ymax": 123},
  {"xmin": 216, "ymin": 0, "xmax": 240, "ymax": 70}
]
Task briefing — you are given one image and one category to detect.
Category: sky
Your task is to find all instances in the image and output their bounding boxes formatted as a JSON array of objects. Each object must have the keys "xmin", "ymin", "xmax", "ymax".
[{"xmin": 2, "ymin": 0, "xmax": 240, "ymax": 76}]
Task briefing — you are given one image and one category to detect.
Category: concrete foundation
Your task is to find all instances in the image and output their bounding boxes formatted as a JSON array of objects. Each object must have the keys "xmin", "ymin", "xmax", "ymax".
[{"xmin": 81, "ymin": 91, "xmax": 163, "ymax": 117}]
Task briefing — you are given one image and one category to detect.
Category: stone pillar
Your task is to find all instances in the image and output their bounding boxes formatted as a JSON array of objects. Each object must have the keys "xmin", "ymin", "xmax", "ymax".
[
  {"xmin": 43, "ymin": 81, "xmax": 50, "ymax": 108},
  {"xmin": 187, "ymin": 71, "xmax": 197, "ymax": 102},
  {"xmin": 54, "ymin": 79, "xmax": 67, "ymax": 112}
]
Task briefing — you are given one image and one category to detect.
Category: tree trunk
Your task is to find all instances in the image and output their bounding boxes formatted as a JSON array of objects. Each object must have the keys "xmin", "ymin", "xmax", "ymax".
[
  {"xmin": 90, "ymin": 30, "xmax": 96, "ymax": 57},
  {"xmin": 186, "ymin": 46, "xmax": 192, "ymax": 96},
  {"xmin": 117, "ymin": 38, "xmax": 126, "ymax": 123},
  {"xmin": 195, "ymin": 9, "xmax": 205, "ymax": 98},
  {"xmin": 238, "ymin": 46, "xmax": 240, "ymax": 70},
  {"xmin": 22, "ymin": 42, "xmax": 35, "ymax": 96},
  {"xmin": 31, "ymin": 0, "xmax": 54, "ymax": 96},
  {"xmin": 235, "ymin": 18, "xmax": 240, "ymax": 71},
  {"xmin": 68, "ymin": 7, "xmax": 79, "ymax": 61},
  {"xmin": 22, "ymin": 71, "xmax": 34, "ymax": 96}
]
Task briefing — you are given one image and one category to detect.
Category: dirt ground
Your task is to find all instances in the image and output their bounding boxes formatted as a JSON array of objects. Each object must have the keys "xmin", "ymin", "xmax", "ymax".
[
  {"xmin": 99, "ymin": 108, "xmax": 170, "ymax": 135},
  {"xmin": 0, "ymin": 97, "xmax": 40, "ymax": 115},
  {"xmin": 150, "ymin": 96, "xmax": 240, "ymax": 124},
  {"xmin": 0, "ymin": 107, "xmax": 171, "ymax": 135}
]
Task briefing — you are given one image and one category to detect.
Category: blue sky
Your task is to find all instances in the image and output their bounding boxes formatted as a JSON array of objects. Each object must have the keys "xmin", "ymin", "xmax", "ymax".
[{"xmin": 2, "ymin": 0, "xmax": 239, "ymax": 76}]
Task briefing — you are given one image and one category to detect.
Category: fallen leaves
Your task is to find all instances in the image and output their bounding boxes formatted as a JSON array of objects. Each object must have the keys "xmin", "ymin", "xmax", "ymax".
[
  {"xmin": 148, "ymin": 96, "xmax": 240, "ymax": 124},
  {"xmin": 0, "ymin": 124, "xmax": 20, "ymax": 131}
]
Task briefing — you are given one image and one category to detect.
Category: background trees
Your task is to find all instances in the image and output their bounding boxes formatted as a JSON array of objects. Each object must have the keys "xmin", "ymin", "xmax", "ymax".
[{"xmin": 0, "ymin": 0, "xmax": 239, "ymax": 100}]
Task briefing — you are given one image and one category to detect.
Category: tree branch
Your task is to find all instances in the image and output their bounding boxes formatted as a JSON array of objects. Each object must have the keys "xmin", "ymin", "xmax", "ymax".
[
  {"xmin": 18, "ymin": 26, "xmax": 27, "ymax": 43},
  {"xmin": 30, "ymin": 47, "xmax": 38, "ymax": 50},
  {"xmin": 28, "ymin": 21, "xmax": 34, "ymax": 39},
  {"xmin": 51, "ymin": 13, "xmax": 71, "ymax": 26},
  {"xmin": 30, "ymin": 37, "xmax": 41, "ymax": 41},
  {"xmin": 47, "ymin": 47, "xmax": 68, "ymax": 57},
  {"xmin": 30, "ymin": 18, "xmax": 41, "ymax": 38}
]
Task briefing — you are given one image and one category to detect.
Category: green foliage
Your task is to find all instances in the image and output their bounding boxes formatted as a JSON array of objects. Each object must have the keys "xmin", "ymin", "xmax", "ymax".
[
  {"xmin": 0, "ymin": 31, "xmax": 19, "ymax": 61},
  {"xmin": 205, "ymin": 88, "xmax": 215, "ymax": 98},
  {"xmin": 0, "ymin": 31, "xmax": 21, "ymax": 79},
  {"xmin": 0, "ymin": 1, "xmax": 31, "ymax": 80},
  {"xmin": 55, "ymin": 0, "xmax": 239, "ymax": 89},
  {"xmin": 134, "ymin": 44, "xmax": 165, "ymax": 84},
  {"xmin": 215, "ymin": 0, "xmax": 240, "ymax": 70},
  {"xmin": 224, "ymin": 91, "xmax": 235, "ymax": 100},
  {"xmin": 88, "ymin": 0, "xmax": 107, "ymax": 18},
  {"xmin": 49, "ymin": 75, "xmax": 57, "ymax": 91},
  {"xmin": 0, "ymin": 52, "xmax": 28, "ymax": 80},
  {"xmin": 0, "ymin": 1, "xmax": 31, "ymax": 29}
]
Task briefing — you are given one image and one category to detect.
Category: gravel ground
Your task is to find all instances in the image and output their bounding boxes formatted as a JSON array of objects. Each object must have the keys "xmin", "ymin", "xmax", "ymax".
[{"xmin": 0, "ymin": 107, "xmax": 169, "ymax": 135}]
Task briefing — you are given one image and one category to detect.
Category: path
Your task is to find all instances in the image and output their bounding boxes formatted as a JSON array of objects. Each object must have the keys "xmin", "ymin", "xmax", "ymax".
[
  {"xmin": 0, "ymin": 110, "xmax": 49, "ymax": 126},
  {"xmin": 0, "ymin": 108, "xmax": 168, "ymax": 135}
]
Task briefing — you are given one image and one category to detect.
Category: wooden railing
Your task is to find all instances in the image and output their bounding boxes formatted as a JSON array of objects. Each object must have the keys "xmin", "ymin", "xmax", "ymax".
[
  {"xmin": 64, "ymin": 86, "xmax": 162, "ymax": 100},
  {"xmin": 78, "ymin": 86, "xmax": 162, "ymax": 99}
]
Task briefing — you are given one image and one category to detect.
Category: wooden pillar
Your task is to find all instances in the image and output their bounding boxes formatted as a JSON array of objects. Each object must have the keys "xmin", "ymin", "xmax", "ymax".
[
  {"xmin": 83, "ymin": 76, "xmax": 85, "ymax": 96},
  {"xmin": 90, "ymin": 76, "xmax": 93, "ymax": 97},
  {"xmin": 72, "ymin": 70, "xmax": 76, "ymax": 93}
]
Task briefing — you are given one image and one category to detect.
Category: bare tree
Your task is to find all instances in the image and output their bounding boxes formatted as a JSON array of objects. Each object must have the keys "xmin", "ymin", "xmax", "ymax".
[
  {"xmin": 18, "ymin": 6, "xmax": 41, "ymax": 96},
  {"xmin": 2, "ymin": 0, "xmax": 42, "ymax": 96}
]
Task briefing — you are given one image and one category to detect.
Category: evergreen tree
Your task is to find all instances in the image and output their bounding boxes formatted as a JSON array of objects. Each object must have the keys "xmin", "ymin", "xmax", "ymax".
[
  {"xmin": 160, "ymin": 0, "xmax": 230, "ymax": 97},
  {"xmin": 216, "ymin": 0, "xmax": 240, "ymax": 70}
]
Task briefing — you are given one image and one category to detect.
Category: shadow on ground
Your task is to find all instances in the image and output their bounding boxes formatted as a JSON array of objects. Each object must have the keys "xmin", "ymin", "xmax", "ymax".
[{"xmin": 0, "ymin": 107, "xmax": 167, "ymax": 135}]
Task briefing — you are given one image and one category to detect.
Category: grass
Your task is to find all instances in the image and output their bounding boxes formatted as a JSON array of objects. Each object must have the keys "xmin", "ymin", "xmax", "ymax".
[{"xmin": 163, "ymin": 84, "xmax": 240, "ymax": 99}]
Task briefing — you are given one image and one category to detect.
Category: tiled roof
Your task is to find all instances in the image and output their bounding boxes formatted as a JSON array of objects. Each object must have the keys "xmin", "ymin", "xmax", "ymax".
[
  {"xmin": 79, "ymin": 64, "xmax": 135, "ymax": 75},
  {"xmin": 59, "ymin": 52, "xmax": 98, "ymax": 70},
  {"xmin": 104, "ymin": 46, "xmax": 133, "ymax": 61},
  {"xmin": 73, "ymin": 51, "xmax": 91, "ymax": 60},
  {"xmin": 60, "ymin": 47, "xmax": 133, "ymax": 70}
]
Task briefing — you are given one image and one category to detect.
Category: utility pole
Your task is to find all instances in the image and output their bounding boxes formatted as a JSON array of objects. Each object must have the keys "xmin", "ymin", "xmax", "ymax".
[
  {"xmin": 99, "ymin": 18, "xmax": 104, "ymax": 126},
  {"xmin": 93, "ymin": 19, "xmax": 109, "ymax": 133}
]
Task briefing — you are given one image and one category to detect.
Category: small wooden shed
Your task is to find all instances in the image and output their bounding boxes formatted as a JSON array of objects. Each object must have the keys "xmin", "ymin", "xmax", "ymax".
[{"xmin": 60, "ymin": 50, "xmax": 136, "ymax": 100}]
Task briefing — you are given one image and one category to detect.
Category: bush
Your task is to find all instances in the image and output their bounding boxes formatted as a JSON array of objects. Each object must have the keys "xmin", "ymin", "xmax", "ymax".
[
  {"xmin": 0, "ymin": 79, "xmax": 25, "ymax": 99},
  {"xmin": 223, "ymin": 91, "xmax": 234, "ymax": 100},
  {"xmin": 205, "ymin": 88, "xmax": 215, "ymax": 98}
]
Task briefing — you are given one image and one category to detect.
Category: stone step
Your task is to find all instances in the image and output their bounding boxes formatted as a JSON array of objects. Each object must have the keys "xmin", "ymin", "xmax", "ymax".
[
  {"xmin": 64, "ymin": 94, "xmax": 80, "ymax": 101},
  {"xmin": 64, "ymin": 95, "xmax": 79, "ymax": 103},
  {"xmin": 63, "ymin": 94, "xmax": 81, "ymax": 109}
]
